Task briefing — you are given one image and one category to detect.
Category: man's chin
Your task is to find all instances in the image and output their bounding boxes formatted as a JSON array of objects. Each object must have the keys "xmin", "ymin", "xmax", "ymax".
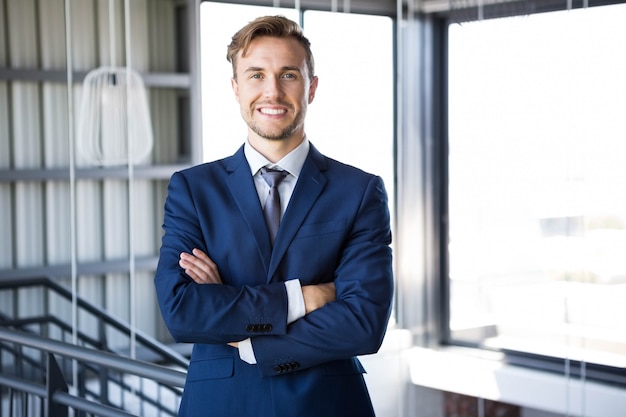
[
  {"xmin": 251, "ymin": 127, "xmax": 295, "ymax": 141},
  {"xmin": 261, "ymin": 135, "xmax": 289, "ymax": 141}
]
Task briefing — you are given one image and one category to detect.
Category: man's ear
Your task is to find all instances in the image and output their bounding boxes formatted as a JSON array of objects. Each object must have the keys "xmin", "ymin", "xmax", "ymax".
[
  {"xmin": 308, "ymin": 76, "xmax": 319, "ymax": 104},
  {"xmin": 231, "ymin": 77, "xmax": 240, "ymax": 102}
]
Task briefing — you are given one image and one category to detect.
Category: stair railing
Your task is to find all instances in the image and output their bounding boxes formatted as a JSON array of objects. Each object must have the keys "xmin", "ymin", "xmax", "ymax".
[{"xmin": 0, "ymin": 327, "xmax": 185, "ymax": 417}]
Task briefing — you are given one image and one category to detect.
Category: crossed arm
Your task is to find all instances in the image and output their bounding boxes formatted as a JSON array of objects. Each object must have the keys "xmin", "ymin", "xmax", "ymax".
[
  {"xmin": 179, "ymin": 248, "xmax": 336, "ymax": 347},
  {"xmin": 156, "ymin": 171, "xmax": 393, "ymax": 375}
]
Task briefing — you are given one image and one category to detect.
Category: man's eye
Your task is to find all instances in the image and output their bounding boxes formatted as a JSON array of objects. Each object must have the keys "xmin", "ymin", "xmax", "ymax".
[
  {"xmin": 251, "ymin": 74, "xmax": 263, "ymax": 79},
  {"xmin": 283, "ymin": 73, "xmax": 296, "ymax": 79}
]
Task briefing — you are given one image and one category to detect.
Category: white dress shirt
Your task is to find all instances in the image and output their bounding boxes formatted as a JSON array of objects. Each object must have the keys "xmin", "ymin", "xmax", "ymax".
[{"xmin": 237, "ymin": 138, "xmax": 310, "ymax": 364}]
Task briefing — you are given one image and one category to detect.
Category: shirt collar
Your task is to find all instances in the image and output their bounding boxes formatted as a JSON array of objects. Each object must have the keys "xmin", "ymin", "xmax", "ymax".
[{"xmin": 244, "ymin": 137, "xmax": 310, "ymax": 178}]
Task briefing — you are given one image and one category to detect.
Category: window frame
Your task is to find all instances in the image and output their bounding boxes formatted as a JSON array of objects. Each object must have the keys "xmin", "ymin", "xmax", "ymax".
[{"xmin": 434, "ymin": 0, "xmax": 626, "ymax": 387}]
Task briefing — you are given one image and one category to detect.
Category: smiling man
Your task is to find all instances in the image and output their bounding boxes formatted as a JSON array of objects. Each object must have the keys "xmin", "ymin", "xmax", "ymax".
[
  {"xmin": 232, "ymin": 36, "xmax": 315, "ymax": 144},
  {"xmin": 154, "ymin": 15, "xmax": 394, "ymax": 417}
]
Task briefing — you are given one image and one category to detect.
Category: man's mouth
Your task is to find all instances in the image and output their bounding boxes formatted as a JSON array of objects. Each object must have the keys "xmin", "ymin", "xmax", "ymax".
[{"xmin": 259, "ymin": 108, "xmax": 287, "ymax": 115}]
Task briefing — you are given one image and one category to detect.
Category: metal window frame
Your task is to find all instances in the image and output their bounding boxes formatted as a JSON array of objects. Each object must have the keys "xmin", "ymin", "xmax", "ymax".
[{"xmin": 433, "ymin": 0, "xmax": 626, "ymax": 386}]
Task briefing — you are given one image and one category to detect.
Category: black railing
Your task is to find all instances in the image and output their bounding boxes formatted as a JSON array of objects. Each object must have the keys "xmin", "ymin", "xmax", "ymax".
[
  {"xmin": 0, "ymin": 328, "xmax": 185, "ymax": 416},
  {"xmin": 0, "ymin": 277, "xmax": 188, "ymax": 367},
  {"xmin": 0, "ymin": 277, "xmax": 188, "ymax": 416}
]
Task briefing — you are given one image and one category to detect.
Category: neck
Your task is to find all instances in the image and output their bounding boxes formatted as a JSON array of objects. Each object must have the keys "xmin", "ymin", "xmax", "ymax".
[{"xmin": 249, "ymin": 134, "xmax": 304, "ymax": 163}]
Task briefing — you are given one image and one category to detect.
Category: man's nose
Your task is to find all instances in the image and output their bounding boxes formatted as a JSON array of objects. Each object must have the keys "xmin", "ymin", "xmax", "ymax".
[{"xmin": 263, "ymin": 77, "xmax": 283, "ymax": 98}]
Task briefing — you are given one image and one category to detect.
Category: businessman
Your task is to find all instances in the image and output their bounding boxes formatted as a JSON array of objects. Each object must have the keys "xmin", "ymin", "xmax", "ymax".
[{"xmin": 154, "ymin": 15, "xmax": 394, "ymax": 417}]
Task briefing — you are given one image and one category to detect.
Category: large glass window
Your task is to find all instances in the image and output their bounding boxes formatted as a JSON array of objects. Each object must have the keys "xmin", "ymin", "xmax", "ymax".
[
  {"xmin": 447, "ymin": 4, "xmax": 626, "ymax": 374},
  {"xmin": 200, "ymin": 4, "xmax": 394, "ymax": 200}
]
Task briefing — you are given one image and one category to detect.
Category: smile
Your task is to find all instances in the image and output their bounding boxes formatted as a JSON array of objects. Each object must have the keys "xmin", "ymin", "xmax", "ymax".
[{"xmin": 259, "ymin": 108, "xmax": 287, "ymax": 115}]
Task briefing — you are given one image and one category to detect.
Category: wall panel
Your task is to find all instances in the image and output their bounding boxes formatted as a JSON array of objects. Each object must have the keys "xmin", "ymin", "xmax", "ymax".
[
  {"xmin": 70, "ymin": 0, "xmax": 98, "ymax": 70},
  {"xmin": 40, "ymin": 0, "xmax": 67, "ymax": 69},
  {"xmin": 0, "ymin": 0, "xmax": 199, "ymax": 358}
]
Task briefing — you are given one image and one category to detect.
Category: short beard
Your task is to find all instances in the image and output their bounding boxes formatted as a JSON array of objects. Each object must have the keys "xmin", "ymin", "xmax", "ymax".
[{"xmin": 248, "ymin": 120, "xmax": 301, "ymax": 141}]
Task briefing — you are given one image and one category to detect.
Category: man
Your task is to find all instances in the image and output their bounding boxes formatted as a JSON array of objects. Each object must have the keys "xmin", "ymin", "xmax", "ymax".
[{"xmin": 154, "ymin": 15, "xmax": 393, "ymax": 417}]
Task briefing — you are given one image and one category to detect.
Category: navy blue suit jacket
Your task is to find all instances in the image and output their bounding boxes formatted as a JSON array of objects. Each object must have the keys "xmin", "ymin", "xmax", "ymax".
[{"xmin": 155, "ymin": 143, "xmax": 394, "ymax": 416}]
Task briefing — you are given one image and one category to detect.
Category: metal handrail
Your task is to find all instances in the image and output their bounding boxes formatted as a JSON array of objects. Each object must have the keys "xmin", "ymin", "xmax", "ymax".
[
  {"xmin": 1, "ymin": 327, "xmax": 186, "ymax": 416},
  {"xmin": 0, "ymin": 276, "xmax": 188, "ymax": 367},
  {"xmin": 0, "ymin": 321, "xmax": 179, "ymax": 413},
  {"xmin": 0, "ymin": 327, "xmax": 186, "ymax": 387},
  {"xmin": 0, "ymin": 276, "xmax": 188, "ymax": 415},
  {"xmin": 0, "ymin": 373, "xmax": 136, "ymax": 417}
]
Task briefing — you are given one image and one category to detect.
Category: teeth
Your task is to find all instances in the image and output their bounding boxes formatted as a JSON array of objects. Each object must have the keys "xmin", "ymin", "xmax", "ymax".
[{"xmin": 260, "ymin": 108, "xmax": 286, "ymax": 115}]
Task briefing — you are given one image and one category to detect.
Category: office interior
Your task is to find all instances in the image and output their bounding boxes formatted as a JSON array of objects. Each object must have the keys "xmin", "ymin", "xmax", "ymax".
[{"xmin": 1, "ymin": 0, "xmax": 625, "ymax": 416}]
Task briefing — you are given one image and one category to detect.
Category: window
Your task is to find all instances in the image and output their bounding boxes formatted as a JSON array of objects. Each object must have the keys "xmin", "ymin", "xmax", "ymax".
[
  {"xmin": 200, "ymin": 4, "xmax": 394, "ymax": 200},
  {"xmin": 447, "ymin": 4, "xmax": 626, "ymax": 379}
]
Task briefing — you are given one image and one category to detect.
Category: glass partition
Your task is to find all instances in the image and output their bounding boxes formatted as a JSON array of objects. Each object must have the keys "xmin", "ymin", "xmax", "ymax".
[{"xmin": 447, "ymin": 4, "xmax": 626, "ymax": 376}]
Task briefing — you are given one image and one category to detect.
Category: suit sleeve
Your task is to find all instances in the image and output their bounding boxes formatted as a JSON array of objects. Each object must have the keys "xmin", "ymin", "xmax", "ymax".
[
  {"xmin": 251, "ymin": 175, "xmax": 394, "ymax": 376},
  {"xmin": 154, "ymin": 171, "xmax": 290, "ymax": 344}
]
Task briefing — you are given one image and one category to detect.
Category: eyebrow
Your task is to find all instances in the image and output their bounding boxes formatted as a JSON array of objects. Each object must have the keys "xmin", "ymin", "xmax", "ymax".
[{"xmin": 243, "ymin": 66, "xmax": 302, "ymax": 74}]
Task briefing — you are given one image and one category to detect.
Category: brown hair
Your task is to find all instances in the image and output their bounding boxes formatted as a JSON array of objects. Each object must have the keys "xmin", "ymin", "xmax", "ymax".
[{"xmin": 226, "ymin": 15, "xmax": 315, "ymax": 80}]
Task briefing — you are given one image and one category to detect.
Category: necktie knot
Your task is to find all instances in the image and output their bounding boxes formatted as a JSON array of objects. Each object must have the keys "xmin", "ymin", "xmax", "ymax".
[
  {"xmin": 260, "ymin": 167, "xmax": 288, "ymax": 188},
  {"xmin": 260, "ymin": 167, "xmax": 288, "ymax": 245}
]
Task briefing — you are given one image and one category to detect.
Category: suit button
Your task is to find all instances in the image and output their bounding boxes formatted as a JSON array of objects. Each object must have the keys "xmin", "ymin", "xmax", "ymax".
[
  {"xmin": 247, "ymin": 323, "xmax": 273, "ymax": 333},
  {"xmin": 272, "ymin": 362, "xmax": 300, "ymax": 374}
]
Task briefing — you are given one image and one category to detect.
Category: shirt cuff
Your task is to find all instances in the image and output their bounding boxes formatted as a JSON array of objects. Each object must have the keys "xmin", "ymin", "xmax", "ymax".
[
  {"xmin": 238, "ymin": 280, "xmax": 303, "ymax": 365},
  {"xmin": 285, "ymin": 279, "xmax": 305, "ymax": 324},
  {"xmin": 238, "ymin": 338, "xmax": 257, "ymax": 364}
]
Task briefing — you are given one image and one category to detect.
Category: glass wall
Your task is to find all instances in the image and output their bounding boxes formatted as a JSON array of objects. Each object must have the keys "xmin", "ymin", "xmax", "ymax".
[
  {"xmin": 200, "ymin": 3, "xmax": 394, "ymax": 204},
  {"xmin": 447, "ymin": 4, "xmax": 626, "ymax": 375}
]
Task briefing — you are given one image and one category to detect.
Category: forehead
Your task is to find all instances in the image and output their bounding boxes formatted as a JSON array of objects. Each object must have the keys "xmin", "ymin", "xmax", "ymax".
[{"xmin": 236, "ymin": 36, "xmax": 308, "ymax": 72}]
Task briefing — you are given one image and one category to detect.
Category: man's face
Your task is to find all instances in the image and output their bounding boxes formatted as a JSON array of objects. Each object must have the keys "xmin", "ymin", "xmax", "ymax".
[{"xmin": 231, "ymin": 36, "xmax": 318, "ymax": 145}]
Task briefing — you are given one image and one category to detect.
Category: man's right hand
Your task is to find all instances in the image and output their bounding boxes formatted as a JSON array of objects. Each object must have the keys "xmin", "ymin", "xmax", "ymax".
[
  {"xmin": 179, "ymin": 248, "xmax": 222, "ymax": 284},
  {"xmin": 301, "ymin": 282, "xmax": 336, "ymax": 314}
]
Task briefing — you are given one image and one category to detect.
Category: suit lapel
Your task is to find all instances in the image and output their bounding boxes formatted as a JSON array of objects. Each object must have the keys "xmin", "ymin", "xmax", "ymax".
[
  {"xmin": 225, "ymin": 147, "xmax": 273, "ymax": 272},
  {"xmin": 268, "ymin": 146, "xmax": 328, "ymax": 281}
]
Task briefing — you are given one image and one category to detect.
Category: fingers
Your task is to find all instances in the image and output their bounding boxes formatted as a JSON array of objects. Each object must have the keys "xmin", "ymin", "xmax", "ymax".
[
  {"xmin": 179, "ymin": 248, "xmax": 223, "ymax": 284},
  {"xmin": 302, "ymin": 281, "xmax": 337, "ymax": 314},
  {"xmin": 317, "ymin": 282, "xmax": 336, "ymax": 303}
]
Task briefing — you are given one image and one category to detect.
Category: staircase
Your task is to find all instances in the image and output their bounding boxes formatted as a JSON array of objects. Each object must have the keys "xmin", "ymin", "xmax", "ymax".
[{"xmin": 0, "ymin": 277, "xmax": 188, "ymax": 416}]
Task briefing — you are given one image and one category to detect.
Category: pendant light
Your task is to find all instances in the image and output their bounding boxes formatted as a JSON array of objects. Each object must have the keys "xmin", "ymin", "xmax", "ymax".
[{"xmin": 76, "ymin": 0, "xmax": 153, "ymax": 166}]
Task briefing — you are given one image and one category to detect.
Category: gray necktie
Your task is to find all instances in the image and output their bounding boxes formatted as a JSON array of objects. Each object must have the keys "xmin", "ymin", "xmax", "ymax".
[{"xmin": 260, "ymin": 167, "xmax": 288, "ymax": 245}]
